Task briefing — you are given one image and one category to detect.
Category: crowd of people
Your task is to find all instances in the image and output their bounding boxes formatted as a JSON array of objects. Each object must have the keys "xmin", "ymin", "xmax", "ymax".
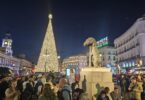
[
  {"xmin": 0, "ymin": 72, "xmax": 89, "ymax": 100},
  {"xmin": 118, "ymin": 74, "xmax": 145, "ymax": 100},
  {"xmin": 0, "ymin": 72, "xmax": 145, "ymax": 100}
]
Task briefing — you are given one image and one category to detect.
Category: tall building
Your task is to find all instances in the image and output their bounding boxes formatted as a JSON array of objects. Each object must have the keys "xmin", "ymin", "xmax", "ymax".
[
  {"xmin": 114, "ymin": 14, "xmax": 145, "ymax": 70},
  {"xmin": 99, "ymin": 46, "xmax": 116, "ymax": 67},
  {"xmin": 2, "ymin": 33, "xmax": 13, "ymax": 56},
  {"xmin": 96, "ymin": 37, "xmax": 117, "ymax": 73},
  {"xmin": 37, "ymin": 14, "xmax": 59, "ymax": 72},
  {"xmin": 96, "ymin": 37, "xmax": 116, "ymax": 67}
]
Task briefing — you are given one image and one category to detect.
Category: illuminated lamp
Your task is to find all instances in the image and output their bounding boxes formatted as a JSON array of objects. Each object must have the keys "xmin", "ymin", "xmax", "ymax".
[{"xmin": 4, "ymin": 41, "xmax": 8, "ymax": 45}]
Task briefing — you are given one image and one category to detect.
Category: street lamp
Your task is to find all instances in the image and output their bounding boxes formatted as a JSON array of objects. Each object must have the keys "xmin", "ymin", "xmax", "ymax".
[{"xmin": 58, "ymin": 56, "xmax": 60, "ymax": 59}]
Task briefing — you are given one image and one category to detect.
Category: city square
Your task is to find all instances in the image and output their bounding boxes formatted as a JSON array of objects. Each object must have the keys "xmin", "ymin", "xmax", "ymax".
[{"xmin": 0, "ymin": 0, "xmax": 145, "ymax": 100}]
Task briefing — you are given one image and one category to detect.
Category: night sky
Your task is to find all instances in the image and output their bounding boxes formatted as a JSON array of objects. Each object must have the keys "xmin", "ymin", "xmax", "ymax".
[{"xmin": 0, "ymin": 0, "xmax": 145, "ymax": 63}]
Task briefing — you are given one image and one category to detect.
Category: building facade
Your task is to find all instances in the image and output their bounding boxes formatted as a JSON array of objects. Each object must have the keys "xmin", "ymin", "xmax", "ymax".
[
  {"xmin": 62, "ymin": 55, "xmax": 88, "ymax": 82},
  {"xmin": 0, "ymin": 51, "xmax": 33, "ymax": 75},
  {"xmin": 62, "ymin": 55, "xmax": 88, "ymax": 71},
  {"xmin": 114, "ymin": 15, "xmax": 145, "ymax": 70},
  {"xmin": 0, "ymin": 33, "xmax": 33, "ymax": 75},
  {"xmin": 98, "ymin": 46, "xmax": 116, "ymax": 67},
  {"xmin": 19, "ymin": 59, "xmax": 33, "ymax": 75},
  {"xmin": 0, "ymin": 51, "xmax": 20, "ymax": 73}
]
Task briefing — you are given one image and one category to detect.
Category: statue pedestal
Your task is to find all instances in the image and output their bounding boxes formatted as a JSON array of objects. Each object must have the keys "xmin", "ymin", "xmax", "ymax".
[{"xmin": 80, "ymin": 67, "xmax": 114, "ymax": 100}]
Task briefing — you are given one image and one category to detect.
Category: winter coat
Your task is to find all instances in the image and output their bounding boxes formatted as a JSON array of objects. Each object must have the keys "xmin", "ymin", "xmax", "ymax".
[
  {"xmin": 39, "ymin": 95, "xmax": 58, "ymax": 100},
  {"xmin": 79, "ymin": 93, "xmax": 89, "ymax": 100},
  {"xmin": 5, "ymin": 88, "xmax": 21, "ymax": 100},
  {"xmin": 58, "ymin": 85, "xmax": 72, "ymax": 100},
  {"xmin": 110, "ymin": 91, "xmax": 121, "ymax": 100},
  {"xmin": 129, "ymin": 82, "xmax": 143, "ymax": 100}
]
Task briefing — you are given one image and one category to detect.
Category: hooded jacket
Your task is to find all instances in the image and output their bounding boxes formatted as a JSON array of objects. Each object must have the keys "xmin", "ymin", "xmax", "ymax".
[{"xmin": 58, "ymin": 84, "xmax": 72, "ymax": 100}]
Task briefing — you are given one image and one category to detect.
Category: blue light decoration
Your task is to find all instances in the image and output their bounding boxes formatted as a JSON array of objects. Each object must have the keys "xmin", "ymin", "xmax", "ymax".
[
  {"xmin": 96, "ymin": 37, "xmax": 109, "ymax": 48},
  {"xmin": 126, "ymin": 63, "xmax": 129, "ymax": 67},
  {"xmin": 66, "ymin": 68, "xmax": 70, "ymax": 76},
  {"xmin": 106, "ymin": 64, "xmax": 111, "ymax": 68},
  {"xmin": 132, "ymin": 62, "xmax": 135, "ymax": 66},
  {"xmin": 123, "ymin": 63, "xmax": 125, "ymax": 68},
  {"xmin": 129, "ymin": 62, "xmax": 132, "ymax": 67}
]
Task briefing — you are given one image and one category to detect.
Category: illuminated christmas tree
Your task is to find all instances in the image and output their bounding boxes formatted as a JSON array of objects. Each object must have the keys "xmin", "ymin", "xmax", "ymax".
[{"xmin": 36, "ymin": 14, "xmax": 59, "ymax": 72}]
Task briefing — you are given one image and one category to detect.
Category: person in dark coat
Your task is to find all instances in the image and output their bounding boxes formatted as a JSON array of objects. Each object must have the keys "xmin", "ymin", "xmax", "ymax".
[
  {"xmin": 120, "ymin": 75, "xmax": 126, "ymax": 97},
  {"xmin": 110, "ymin": 87, "xmax": 121, "ymax": 100},
  {"xmin": 38, "ymin": 83, "xmax": 57, "ymax": 100},
  {"xmin": 21, "ymin": 83, "xmax": 34, "ymax": 100},
  {"xmin": 57, "ymin": 78, "xmax": 72, "ymax": 100},
  {"xmin": 0, "ymin": 75, "xmax": 10, "ymax": 100},
  {"xmin": 97, "ymin": 90, "xmax": 109, "ymax": 100}
]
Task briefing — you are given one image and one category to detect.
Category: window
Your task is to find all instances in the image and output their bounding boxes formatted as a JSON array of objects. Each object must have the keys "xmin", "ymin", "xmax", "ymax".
[
  {"xmin": 108, "ymin": 56, "xmax": 111, "ymax": 60},
  {"xmin": 113, "ymin": 56, "xmax": 116, "ymax": 60},
  {"xmin": 108, "ymin": 51, "xmax": 111, "ymax": 55}
]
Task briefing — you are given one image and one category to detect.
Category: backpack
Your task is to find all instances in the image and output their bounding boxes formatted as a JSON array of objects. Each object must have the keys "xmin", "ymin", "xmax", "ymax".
[{"xmin": 58, "ymin": 89, "xmax": 71, "ymax": 100}]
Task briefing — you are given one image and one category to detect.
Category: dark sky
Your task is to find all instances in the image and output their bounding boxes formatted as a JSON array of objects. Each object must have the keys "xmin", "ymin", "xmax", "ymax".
[{"xmin": 0, "ymin": 0, "xmax": 145, "ymax": 63}]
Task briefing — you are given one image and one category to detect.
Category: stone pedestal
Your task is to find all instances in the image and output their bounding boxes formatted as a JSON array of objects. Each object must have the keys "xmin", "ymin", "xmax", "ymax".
[{"xmin": 80, "ymin": 67, "xmax": 114, "ymax": 100}]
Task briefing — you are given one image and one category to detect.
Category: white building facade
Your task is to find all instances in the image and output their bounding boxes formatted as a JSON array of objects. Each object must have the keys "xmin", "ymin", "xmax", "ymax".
[
  {"xmin": 62, "ymin": 55, "xmax": 88, "ymax": 72},
  {"xmin": 62, "ymin": 55, "xmax": 88, "ymax": 81},
  {"xmin": 99, "ymin": 46, "xmax": 116, "ymax": 67},
  {"xmin": 0, "ymin": 51, "xmax": 33, "ymax": 75},
  {"xmin": 0, "ymin": 51, "xmax": 20, "ymax": 74},
  {"xmin": 114, "ymin": 15, "xmax": 145, "ymax": 69}
]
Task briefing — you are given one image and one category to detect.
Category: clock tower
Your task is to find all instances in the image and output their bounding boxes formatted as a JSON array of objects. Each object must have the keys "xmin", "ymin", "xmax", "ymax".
[{"xmin": 2, "ymin": 33, "xmax": 13, "ymax": 56}]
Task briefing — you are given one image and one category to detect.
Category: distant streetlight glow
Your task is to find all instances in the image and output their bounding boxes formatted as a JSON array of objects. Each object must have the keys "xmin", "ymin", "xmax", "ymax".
[{"xmin": 58, "ymin": 56, "xmax": 60, "ymax": 59}]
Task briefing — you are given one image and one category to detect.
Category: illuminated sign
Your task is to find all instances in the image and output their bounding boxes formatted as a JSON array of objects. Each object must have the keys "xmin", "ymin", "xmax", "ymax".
[{"xmin": 96, "ymin": 37, "xmax": 108, "ymax": 48}]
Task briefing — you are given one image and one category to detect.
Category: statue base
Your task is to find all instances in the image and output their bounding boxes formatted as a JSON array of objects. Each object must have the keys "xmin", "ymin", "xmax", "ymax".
[{"xmin": 79, "ymin": 67, "xmax": 114, "ymax": 100}]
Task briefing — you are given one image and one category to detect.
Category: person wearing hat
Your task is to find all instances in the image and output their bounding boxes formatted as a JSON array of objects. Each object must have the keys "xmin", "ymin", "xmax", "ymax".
[{"xmin": 128, "ymin": 77, "xmax": 143, "ymax": 100}]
